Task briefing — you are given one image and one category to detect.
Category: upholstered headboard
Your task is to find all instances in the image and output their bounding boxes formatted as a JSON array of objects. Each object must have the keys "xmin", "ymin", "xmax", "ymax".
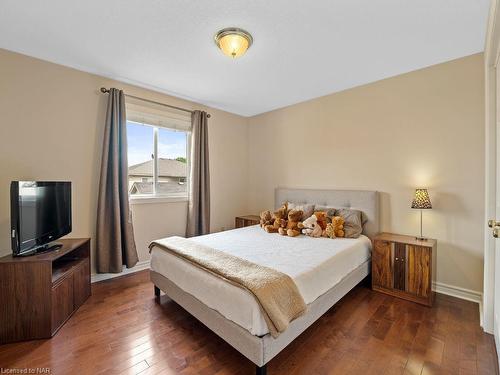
[{"xmin": 275, "ymin": 188, "xmax": 380, "ymax": 239}]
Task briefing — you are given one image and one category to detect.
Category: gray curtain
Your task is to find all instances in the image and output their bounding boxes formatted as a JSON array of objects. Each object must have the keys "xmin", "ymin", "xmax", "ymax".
[
  {"xmin": 96, "ymin": 88, "xmax": 138, "ymax": 273},
  {"xmin": 186, "ymin": 110, "xmax": 210, "ymax": 237}
]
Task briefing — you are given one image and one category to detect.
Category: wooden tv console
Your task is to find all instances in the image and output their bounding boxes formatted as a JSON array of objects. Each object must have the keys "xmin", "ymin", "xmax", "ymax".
[{"xmin": 0, "ymin": 238, "xmax": 91, "ymax": 344}]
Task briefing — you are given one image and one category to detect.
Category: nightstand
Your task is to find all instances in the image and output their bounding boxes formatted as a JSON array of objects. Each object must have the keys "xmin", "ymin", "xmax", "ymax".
[
  {"xmin": 235, "ymin": 215, "xmax": 260, "ymax": 228},
  {"xmin": 372, "ymin": 233, "xmax": 437, "ymax": 306}
]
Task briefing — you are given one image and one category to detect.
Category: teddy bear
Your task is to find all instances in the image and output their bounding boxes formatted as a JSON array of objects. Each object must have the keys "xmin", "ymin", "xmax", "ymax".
[
  {"xmin": 259, "ymin": 210, "xmax": 273, "ymax": 229},
  {"xmin": 264, "ymin": 203, "xmax": 288, "ymax": 233},
  {"xmin": 300, "ymin": 214, "xmax": 323, "ymax": 238},
  {"xmin": 313, "ymin": 211, "xmax": 328, "ymax": 231},
  {"xmin": 324, "ymin": 216, "xmax": 345, "ymax": 238},
  {"xmin": 278, "ymin": 209, "xmax": 304, "ymax": 237}
]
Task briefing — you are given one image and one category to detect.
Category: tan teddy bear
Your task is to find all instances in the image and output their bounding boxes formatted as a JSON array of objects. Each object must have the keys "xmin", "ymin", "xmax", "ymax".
[
  {"xmin": 264, "ymin": 203, "xmax": 288, "ymax": 233},
  {"xmin": 278, "ymin": 209, "xmax": 304, "ymax": 237},
  {"xmin": 259, "ymin": 210, "xmax": 273, "ymax": 229},
  {"xmin": 324, "ymin": 216, "xmax": 345, "ymax": 238}
]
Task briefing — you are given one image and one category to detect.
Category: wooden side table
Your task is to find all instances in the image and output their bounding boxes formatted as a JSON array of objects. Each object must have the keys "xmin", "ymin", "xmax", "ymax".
[
  {"xmin": 235, "ymin": 215, "xmax": 260, "ymax": 228},
  {"xmin": 372, "ymin": 232, "xmax": 437, "ymax": 306}
]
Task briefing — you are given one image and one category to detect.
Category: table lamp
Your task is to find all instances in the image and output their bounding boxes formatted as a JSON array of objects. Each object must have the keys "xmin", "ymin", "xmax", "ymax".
[{"xmin": 411, "ymin": 188, "xmax": 432, "ymax": 241}]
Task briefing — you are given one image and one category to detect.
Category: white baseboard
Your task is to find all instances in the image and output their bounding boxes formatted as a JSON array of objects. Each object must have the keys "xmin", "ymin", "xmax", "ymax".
[
  {"xmin": 91, "ymin": 260, "xmax": 150, "ymax": 283},
  {"xmin": 432, "ymin": 281, "xmax": 483, "ymax": 326},
  {"xmin": 432, "ymin": 281, "xmax": 482, "ymax": 303}
]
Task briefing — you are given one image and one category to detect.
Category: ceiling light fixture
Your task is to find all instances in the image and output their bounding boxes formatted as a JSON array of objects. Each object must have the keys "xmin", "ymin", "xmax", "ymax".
[{"xmin": 214, "ymin": 27, "xmax": 253, "ymax": 58}]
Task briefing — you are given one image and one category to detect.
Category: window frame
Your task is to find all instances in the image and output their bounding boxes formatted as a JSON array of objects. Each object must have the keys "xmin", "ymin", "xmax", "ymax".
[{"xmin": 127, "ymin": 120, "xmax": 190, "ymax": 203}]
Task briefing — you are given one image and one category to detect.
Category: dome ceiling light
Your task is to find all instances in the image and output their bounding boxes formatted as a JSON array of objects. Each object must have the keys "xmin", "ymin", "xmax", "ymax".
[{"xmin": 214, "ymin": 27, "xmax": 253, "ymax": 58}]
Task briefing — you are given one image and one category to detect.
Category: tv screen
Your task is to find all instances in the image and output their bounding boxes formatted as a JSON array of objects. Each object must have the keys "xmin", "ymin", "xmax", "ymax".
[{"xmin": 11, "ymin": 181, "xmax": 72, "ymax": 256}]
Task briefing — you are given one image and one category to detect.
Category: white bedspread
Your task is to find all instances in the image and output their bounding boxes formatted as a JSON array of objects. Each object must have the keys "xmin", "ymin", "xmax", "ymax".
[{"xmin": 150, "ymin": 225, "xmax": 372, "ymax": 336}]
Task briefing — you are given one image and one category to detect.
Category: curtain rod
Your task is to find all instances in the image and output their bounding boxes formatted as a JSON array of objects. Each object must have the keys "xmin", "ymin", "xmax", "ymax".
[{"xmin": 99, "ymin": 87, "xmax": 211, "ymax": 118}]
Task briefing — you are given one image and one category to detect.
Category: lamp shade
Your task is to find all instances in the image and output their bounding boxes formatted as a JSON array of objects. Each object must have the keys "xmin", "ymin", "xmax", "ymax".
[
  {"xmin": 411, "ymin": 189, "xmax": 432, "ymax": 209},
  {"xmin": 214, "ymin": 28, "xmax": 253, "ymax": 58}
]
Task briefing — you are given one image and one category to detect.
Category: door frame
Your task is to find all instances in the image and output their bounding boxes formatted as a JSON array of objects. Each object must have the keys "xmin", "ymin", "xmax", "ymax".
[{"xmin": 484, "ymin": 0, "xmax": 500, "ymax": 335}]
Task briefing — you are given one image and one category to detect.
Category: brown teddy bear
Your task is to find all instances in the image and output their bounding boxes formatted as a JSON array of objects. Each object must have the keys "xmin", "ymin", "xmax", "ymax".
[
  {"xmin": 314, "ymin": 211, "xmax": 328, "ymax": 231},
  {"xmin": 324, "ymin": 216, "xmax": 345, "ymax": 238},
  {"xmin": 278, "ymin": 209, "xmax": 304, "ymax": 237},
  {"xmin": 264, "ymin": 203, "xmax": 288, "ymax": 233},
  {"xmin": 259, "ymin": 210, "xmax": 273, "ymax": 229}
]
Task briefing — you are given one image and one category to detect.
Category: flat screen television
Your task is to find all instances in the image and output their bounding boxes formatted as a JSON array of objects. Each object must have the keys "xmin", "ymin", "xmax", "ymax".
[{"xmin": 11, "ymin": 181, "xmax": 72, "ymax": 256}]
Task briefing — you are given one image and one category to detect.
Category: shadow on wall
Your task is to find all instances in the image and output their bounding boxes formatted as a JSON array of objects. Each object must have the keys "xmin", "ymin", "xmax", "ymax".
[
  {"xmin": 379, "ymin": 192, "xmax": 391, "ymax": 231},
  {"xmin": 0, "ymin": 160, "xmax": 31, "ymax": 256},
  {"xmin": 432, "ymin": 191, "xmax": 483, "ymax": 291},
  {"xmin": 432, "ymin": 191, "xmax": 468, "ymax": 216},
  {"xmin": 0, "ymin": 215, "xmax": 9, "ymax": 256},
  {"xmin": 433, "ymin": 191, "xmax": 469, "ymax": 243},
  {"xmin": 430, "ymin": 191, "xmax": 477, "ymax": 244},
  {"xmin": 436, "ymin": 241, "xmax": 483, "ymax": 291}
]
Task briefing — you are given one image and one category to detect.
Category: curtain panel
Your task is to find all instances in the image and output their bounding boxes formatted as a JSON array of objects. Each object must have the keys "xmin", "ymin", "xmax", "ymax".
[
  {"xmin": 186, "ymin": 110, "xmax": 210, "ymax": 237},
  {"xmin": 96, "ymin": 88, "xmax": 139, "ymax": 273}
]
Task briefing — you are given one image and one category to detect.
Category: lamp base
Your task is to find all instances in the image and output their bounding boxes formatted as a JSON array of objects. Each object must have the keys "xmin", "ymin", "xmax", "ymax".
[{"xmin": 415, "ymin": 236, "xmax": 428, "ymax": 241}]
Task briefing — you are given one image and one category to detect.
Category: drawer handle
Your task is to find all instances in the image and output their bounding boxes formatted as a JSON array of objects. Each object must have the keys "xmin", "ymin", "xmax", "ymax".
[{"xmin": 395, "ymin": 257, "xmax": 399, "ymax": 261}]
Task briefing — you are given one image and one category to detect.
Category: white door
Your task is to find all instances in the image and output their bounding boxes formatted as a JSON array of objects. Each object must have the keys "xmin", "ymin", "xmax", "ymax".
[
  {"xmin": 485, "ymin": 0, "xmax": 500, "ymax": 363},
  {"xmin": 488, "ymin": 61, "xmax": 500, "ymax": 356},
  {"xmin": 494, "ymin": 66, "xmax": 500, "ymax": 353}
]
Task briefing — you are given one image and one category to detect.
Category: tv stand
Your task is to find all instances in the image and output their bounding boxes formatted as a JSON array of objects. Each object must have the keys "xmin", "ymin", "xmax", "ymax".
[{"xmin": 0, "ymin": 238, "xmax": 91, "ymax": 344}]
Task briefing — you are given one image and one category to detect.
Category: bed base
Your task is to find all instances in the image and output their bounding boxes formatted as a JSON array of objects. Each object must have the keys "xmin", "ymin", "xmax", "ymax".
[
  {"xmin": 155, "ymin": 284, "xmax": 267, "ymax": 371},
  {"xmin": 150, "ymin": 259, "xmax": 370, "ymax": 372},
  {"xmin": 154, "ymin": 285, "xmax": 161, "ymax": 300}
]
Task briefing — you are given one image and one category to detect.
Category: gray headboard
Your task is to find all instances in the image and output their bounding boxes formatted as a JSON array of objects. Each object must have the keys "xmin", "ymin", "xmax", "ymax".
[{"xmin": 275, "ymin": 188, "xmax": 380, "ymax": 239}]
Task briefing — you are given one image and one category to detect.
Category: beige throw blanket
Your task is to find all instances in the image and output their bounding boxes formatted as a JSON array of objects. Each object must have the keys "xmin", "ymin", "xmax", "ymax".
[{"xmin": 149, "ymin": 236, "xmax": 306, "ymax": 338}]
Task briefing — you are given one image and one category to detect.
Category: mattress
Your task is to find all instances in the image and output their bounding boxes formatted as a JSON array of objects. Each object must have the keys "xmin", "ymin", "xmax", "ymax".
[{"xmin": 150, "ymin": 225, "xmax": 372, "ymax": 336}]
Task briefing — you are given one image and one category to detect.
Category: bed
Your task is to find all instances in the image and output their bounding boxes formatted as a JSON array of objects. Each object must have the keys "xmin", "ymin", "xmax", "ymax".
[{"xmin": 150, "ymin": 188, "xmax": 379, "ymax": 374}]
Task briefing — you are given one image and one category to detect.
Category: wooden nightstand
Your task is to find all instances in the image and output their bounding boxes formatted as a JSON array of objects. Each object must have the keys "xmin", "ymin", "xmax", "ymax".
[
  {"xmin": 372, "ymin": 233, "xmax": 437, "ymax": 306},
  {"xmin": 235, "ymin": 215, "xmax": 260, "ymax": 228}
]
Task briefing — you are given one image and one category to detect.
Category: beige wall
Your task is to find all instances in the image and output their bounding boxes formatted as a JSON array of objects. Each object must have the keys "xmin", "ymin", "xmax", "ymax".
[
  {"xmin": 0, "ymin": 48, "xmax": 485, "ymax": 293},
  {"xmin": 0, "ymin": 49, "xmax": 248, "ymax": 273},
  {"xmin": 247, "ymin": 53, "xmax": 485, "ymax": 293}
]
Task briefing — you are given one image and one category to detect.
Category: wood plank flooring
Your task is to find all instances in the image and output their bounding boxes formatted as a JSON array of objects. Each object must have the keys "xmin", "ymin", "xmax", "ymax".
[{"xmin": 0, "ymin": 270, "xmax": 497, "ymax": 375}]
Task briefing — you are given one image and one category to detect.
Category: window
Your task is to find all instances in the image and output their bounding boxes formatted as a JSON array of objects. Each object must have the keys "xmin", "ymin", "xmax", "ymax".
[{"xmin": 127, "ymin": 120, "xmax": 189, "ymax": 198}]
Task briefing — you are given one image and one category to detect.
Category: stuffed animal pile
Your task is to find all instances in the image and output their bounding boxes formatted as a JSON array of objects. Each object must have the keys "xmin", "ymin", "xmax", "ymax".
[{"xmin": 259, "ymin": 203, "xmax": 346, "ymax": 239}]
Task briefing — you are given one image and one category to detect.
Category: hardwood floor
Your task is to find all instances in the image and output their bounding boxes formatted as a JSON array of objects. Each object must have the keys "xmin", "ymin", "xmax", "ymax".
[{"xmin": 0, "ymin": 270, "xmax": 497, "ymax": 375}]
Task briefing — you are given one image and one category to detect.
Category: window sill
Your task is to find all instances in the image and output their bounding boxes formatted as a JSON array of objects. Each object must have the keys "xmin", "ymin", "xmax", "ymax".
[{"xmin": 129, "ymin": 196, "xmax": 188, "ymax": 205}]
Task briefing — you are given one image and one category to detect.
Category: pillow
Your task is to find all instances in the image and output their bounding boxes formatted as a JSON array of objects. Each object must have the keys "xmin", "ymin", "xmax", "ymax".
[
  {"xmin": 335, "ymin": 208, "xmax": 363, "ymax": 238},
  {"xmin": 315, "ymin": 205, "xmax": 336, "ymax": 213},
  {"xmin": 288, "ymin": 202, "xmax": 315, "ymax": 220},
  {"xmin": 324, "ymin": 208, "xmax": 337, "ymax": 221}
]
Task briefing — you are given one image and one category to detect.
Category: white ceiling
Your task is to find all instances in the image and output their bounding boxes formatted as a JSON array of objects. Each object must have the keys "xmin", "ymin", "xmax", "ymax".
[{"xmin": 0, "ymin": 0, "xmax": 490, "ymax": 116}]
